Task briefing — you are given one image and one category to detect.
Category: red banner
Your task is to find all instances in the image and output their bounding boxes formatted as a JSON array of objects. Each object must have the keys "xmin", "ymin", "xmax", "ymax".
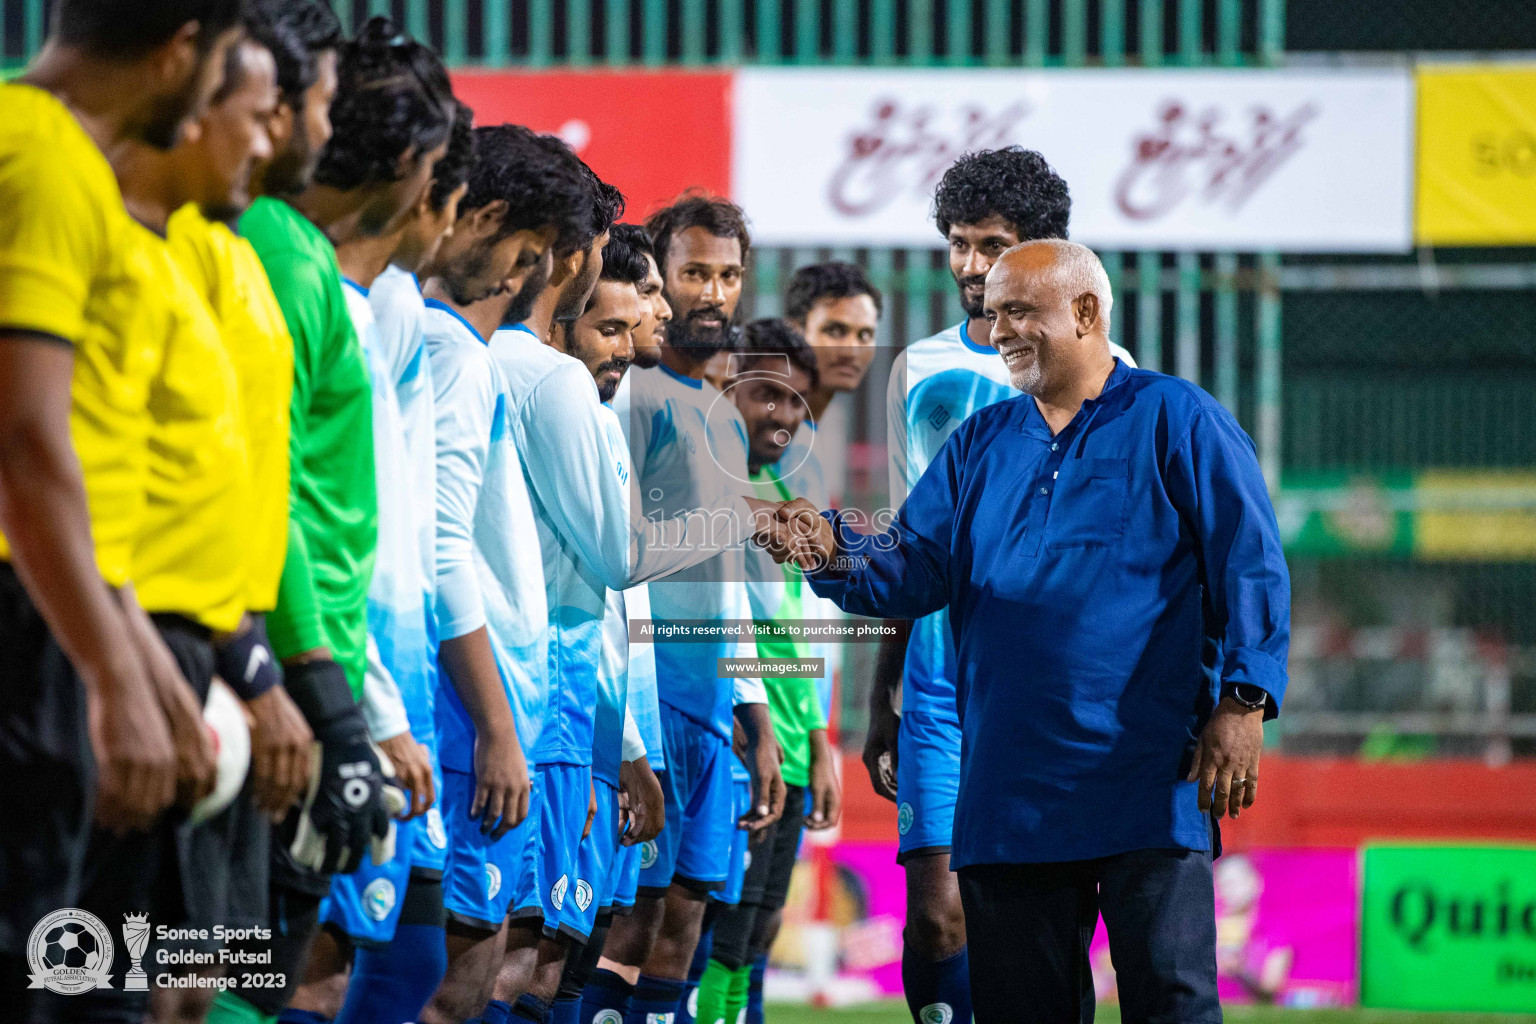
[{"xmin": 450, "ymin": 70, "xmax": 733, "ymax": 222}]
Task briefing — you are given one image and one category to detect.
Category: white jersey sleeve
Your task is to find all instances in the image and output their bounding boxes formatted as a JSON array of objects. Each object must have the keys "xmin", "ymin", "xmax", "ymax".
[
  {"xmin": 361, "ymin": 632, "xmax": 412, "ymax": 741},
  {"xmin": 519, "ymin": 364, "xmax": 743, "ymax": 591},
  {"xmin": 886, "ymin": 347, "xmax": 911, "ymax": 507},
  {"xmin": 619, "ymin": 583, "xmax": 664, "ymax": 769},
  {"xmin": 621, "ymin": 706, "xmax": 647, "ymax": 763},
  {"xmin": 728, "ymin": 578, "xmax": 767, "ymax": 706},
  {"xmin": 370, "ymin": 267, "xmax": 426, "ymax": 384},
  {"xmin": 430, "ymin": 339, "xmax": 497, "ymax": 640}
]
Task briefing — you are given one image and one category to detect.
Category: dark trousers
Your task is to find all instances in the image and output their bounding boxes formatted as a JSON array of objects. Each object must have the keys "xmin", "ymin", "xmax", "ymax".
[{"xmin": 957, "ymin": 848, "xmax": 1220, "ymax": 1024}]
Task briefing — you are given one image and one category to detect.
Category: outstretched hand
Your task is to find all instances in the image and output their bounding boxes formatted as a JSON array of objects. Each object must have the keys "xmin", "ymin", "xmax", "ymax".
[{"xmin": 749, "ymin": 497, "xmax": 838, "ymax": 572}]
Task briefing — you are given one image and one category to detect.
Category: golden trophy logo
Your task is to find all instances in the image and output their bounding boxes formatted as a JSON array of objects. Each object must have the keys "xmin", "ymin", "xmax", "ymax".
[{"xmin": 121, "ymin": 912, "xmax": 151, "ymax": 991}]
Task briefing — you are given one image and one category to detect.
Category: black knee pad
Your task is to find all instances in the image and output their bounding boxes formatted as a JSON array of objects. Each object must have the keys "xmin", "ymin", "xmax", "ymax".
[
  {"xmin": 709, "ymin": 901, "xmax": 758, "ymax": 972},
  {"xmin": 557, "ymin": 919, "xmax": 609, "ymax": 1001},
  {"xmin": 400, "ymin": 874, "xmax": 446, "ymax": 928}
]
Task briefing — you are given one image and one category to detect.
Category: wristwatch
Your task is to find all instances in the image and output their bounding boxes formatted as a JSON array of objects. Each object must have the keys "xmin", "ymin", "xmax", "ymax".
[{"xmin": 1224, "ymin": 682, "xmax": 1268, "ymax": 710}]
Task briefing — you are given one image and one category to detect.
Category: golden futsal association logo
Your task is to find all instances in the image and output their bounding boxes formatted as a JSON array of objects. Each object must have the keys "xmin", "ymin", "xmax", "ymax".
[{"xmin": 26, "ymin": 908, "xmax": 115, "ymax": 995}]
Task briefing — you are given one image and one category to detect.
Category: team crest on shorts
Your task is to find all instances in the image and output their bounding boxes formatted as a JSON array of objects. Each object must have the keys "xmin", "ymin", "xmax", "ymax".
[
  {"xmin": 897, "ymin": 801, "xmax": 915, "ymax": 835},
  {"xmin": 594, "ymin": 1012, "xmax": 623, "ymax": 1024},
  {"xmin": 919, "ymin": 1003, "xmax": 954, "ymax": 1024},
  {"xmin": 26, "ymin": 908, "xmax": 114, "ymax": 995},
  {"xmin": 485, "ymin": 863, "xmax": 502, "ymax": 900},
  {"xmin": 362, "ymin": 878, "xmax": 397, "ymax": 922},
  {"xmin": 574, "ymin": 879, "xmax": 593, "ymax": 913},
  {"xmin": 639, "ymin": 840, "xmax": 658, "ymax": 870},
  {"xmin": 551, "ymin": 873, "xmax": 569, "ymax": 910},
  {"xmin": 426, "ymin": 808, "xmax": 447, "ymax": 849}
]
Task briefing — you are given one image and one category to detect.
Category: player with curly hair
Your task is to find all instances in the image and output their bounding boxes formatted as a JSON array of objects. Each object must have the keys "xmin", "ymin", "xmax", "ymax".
[{"xmin": 872, "ymin": 147, "xmax": 1134, "ymax": 1024}]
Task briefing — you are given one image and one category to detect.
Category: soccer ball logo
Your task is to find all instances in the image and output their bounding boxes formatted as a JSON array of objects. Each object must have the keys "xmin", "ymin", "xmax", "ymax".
[
  {"xmin": 43, "ymin": 922, "xmax": 101, "ymax": 971},
  {"xmin": 26, "ymin": 908, "xmax": 114, "ymax": 995}
]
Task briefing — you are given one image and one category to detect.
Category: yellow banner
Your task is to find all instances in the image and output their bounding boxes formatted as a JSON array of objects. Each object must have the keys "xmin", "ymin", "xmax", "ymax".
[{"xmin": 1416, "ymin": 65, "xmax": 1536, "ymax": 246}]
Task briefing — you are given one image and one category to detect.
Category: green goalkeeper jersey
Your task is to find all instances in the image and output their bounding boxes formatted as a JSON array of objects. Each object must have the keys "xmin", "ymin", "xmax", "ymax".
[
  {"xmin": 240, "ymin": 198, "xmax": 376, "ymax": 697},
  {"xmin": 747, "ymin": 465, "xmax": 828, "ymax": 788}
]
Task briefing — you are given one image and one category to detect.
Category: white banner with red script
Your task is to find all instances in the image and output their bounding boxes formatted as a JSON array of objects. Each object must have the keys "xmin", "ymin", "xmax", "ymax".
[{"xmin": 731, "ymin": 67, "xmax": 1414, "ymax": 251}]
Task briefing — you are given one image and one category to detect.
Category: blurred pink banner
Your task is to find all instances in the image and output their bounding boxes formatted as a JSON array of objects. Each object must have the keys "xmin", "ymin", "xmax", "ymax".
[
  {"xmin": 1091, "ymin": 848, "xmax": 1359, "ymax": 1007},
  {"xmin": 808, "ymin": 843, "xmax": 1358, "ymax": 1006}
]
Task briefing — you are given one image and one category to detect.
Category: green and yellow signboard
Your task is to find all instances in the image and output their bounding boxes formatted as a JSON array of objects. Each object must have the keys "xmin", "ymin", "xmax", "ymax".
[
  {"xmin": 1361, "ymin": 844, "xmax": 1536, "ymax": 1013},
  {"xmin": 1276, "ymin": 471, "xmax": 1536, "ymax": 561}
]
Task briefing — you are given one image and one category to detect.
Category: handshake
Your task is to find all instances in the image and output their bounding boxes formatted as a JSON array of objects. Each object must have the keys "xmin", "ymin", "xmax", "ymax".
[{"xmin": 745, "ymin": 496, "xmax": 839, "ymax": 573}]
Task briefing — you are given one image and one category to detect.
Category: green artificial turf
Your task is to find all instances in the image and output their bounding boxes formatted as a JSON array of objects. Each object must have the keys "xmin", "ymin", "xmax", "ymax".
[{"xmin": 762, "ymin": 1002, "xmax": 1536, "ymax": 1024}]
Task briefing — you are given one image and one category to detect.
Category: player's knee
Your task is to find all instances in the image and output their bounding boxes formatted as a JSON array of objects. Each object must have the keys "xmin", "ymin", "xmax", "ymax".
[
  {"xmin": 602, "ymin": 900, "xmax": 661, "ymax": 967},
  {"xmin": 905, "ymin": 892, "xmax": 967, "ymax": 958},
  {"xmin": 421, "ymin": 965, "xmax": 487, "ymax": 1024},
  {"xmin": 647, "ymin": 896, "xmax": 707, "ymax": 977}
]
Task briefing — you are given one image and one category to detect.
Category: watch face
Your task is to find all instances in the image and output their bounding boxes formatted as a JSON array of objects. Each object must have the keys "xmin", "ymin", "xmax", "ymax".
[{"xmin": 1232, "ymin": 684, "xmax": 1266, "ymax": 706}]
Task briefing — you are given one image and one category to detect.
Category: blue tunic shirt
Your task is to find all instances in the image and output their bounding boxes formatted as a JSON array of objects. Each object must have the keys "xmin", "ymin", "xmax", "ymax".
[{"xmin": 809, "ymin": 361, "xmax": 1291, "ymax": 867}]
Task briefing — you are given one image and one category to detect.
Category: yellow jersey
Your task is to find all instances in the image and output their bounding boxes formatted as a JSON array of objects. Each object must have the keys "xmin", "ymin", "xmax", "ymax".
[
  {"xmin": 168, "ymin": 204, "xmax": 293, "ymax": 613},
  {"xmin": 127, "ymin": 221, "xmax": 249, "ymax": 633},
  {"xmin": 0, "ymin": 83, "xmax": 158, "ymax": 587}
]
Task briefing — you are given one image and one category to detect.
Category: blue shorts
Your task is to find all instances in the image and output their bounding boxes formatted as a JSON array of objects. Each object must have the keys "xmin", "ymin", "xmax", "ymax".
[
  {"xmin": 609, "ymin": 841, "xmax": 642, "ymax": 910},
  {"xmin": 567, "ymin": 778, "xmax": 622, "ymax": 934},
  {"xmin": 895, "ymin": 710, "xmax": 960, "ymax": 862},
  {"xmin": 639, "ymin": 705, "xmax": 736, "ymax": 894},
  {"xmin": 411, "ymin": 756, "xmax": 448, "ymax": 875},
  {"xmin": 320, "ymin": 815, "xmax": 418, "ymax": 947},
  {"xmin": 510, "ymin": 763, "xmax": 594, "ymax": 941},
  {"xmin": 715, "ymin": 776, "xmax": 753, "ymax": 905},
  {"xmin": 441, "ymin": 766, "xmax": 538, "ymax": 932}
]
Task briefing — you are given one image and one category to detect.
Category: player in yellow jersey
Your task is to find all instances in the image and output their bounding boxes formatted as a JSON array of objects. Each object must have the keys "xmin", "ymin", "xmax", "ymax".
[
  {"xmin": 40, "ymin": 26, "xmax": 280, "ymax": 1024},
  {"xmin": 0, "ymin": 0, "xmax": 243, "ymax": 1006},
  {"xmin": 163, "ymin": 34, "xmax": 317, "ymax": 829}
]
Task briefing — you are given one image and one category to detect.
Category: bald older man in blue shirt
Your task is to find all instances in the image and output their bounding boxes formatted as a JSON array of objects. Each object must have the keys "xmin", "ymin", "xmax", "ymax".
[{"xmin": 755, "ymin": 239, "xmax": 1291, "ymax": 1023}]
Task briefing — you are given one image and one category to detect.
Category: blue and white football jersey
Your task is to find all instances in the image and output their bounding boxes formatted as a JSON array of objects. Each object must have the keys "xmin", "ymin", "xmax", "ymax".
[
  {"xmin": 611, "ymin": 364, "xmax": 766, "ymax": 740},
  {"xmin": 424, "ymin": 301, "xmax": 548, "ymax": 767},
  {"xmin": 492, "ymin": 328, "xmax": 733, "ymax": 784},
  {"xmin": 342, "ymin": 280, "xmax": 416, "ymax": 743}
]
